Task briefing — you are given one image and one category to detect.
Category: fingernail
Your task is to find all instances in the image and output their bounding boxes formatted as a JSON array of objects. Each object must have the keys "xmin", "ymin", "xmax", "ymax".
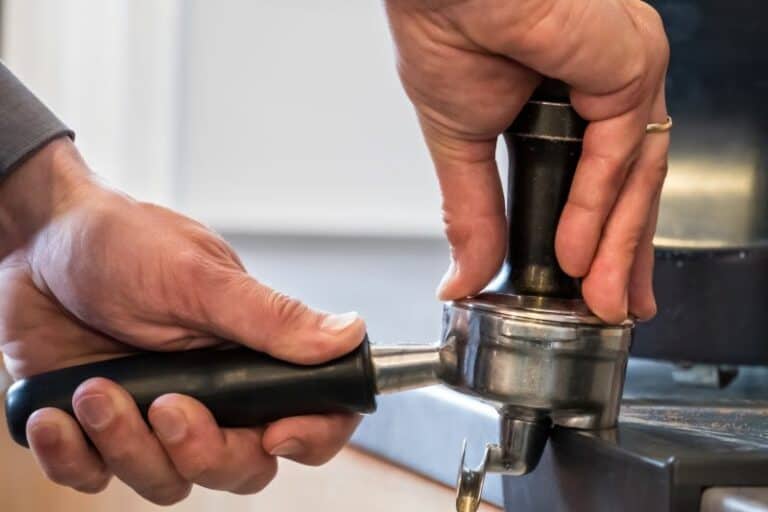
[
  {"xmin": 76, "ymin": 394, "xmax": 114, "ymax": 431},
  {"xmin": 29, "ymin": 422, "xmax": 60, "ymax": 448},
  {"xmin": 269, "ymin": 438, "xmax": 304, "ymax": 458},
  {"xmin": 321, "ymin": 311, "xmax": 359, "ymax": 333},
  {"xmin": 151, "ymin": 407, "xmax": 187, "ymax": 444},
  {"xmin": 436, "ymin": 260, "xmax": 457, "ymax": 300}
]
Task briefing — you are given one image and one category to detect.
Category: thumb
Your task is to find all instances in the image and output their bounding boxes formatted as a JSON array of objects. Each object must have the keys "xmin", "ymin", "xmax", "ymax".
[
  {"xmin": 421, "ymin": 124, "xmax": 507, "ymax": 301},
  {"xmin": 189, "ymin": 269, "xmax": 365, "ymax": 365}
]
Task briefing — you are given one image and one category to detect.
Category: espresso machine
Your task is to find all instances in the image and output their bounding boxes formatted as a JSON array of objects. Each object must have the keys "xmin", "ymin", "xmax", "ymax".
[{"xmin": 5, "ymin": 1, "xmax": 768, "ymax": 510}]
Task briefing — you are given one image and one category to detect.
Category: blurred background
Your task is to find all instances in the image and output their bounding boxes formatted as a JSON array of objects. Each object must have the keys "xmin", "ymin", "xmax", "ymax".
[
  {"xmin": 2, "ymin": 0, "xmax": 768, "ymax": 511},
  {"xmin": 2, "ymin": 0, "xmax": 445, "ymax": 235},
  {"xmin": 0, "ymin": 0, "xmax": 455, "ymax": 369}
]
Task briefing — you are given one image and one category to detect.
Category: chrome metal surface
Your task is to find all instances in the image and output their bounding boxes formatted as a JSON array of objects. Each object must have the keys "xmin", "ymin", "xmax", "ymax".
[
  {"xmin": 441, "ymin": 291, "xmax": 633, "ymax": 502},
  {"xmin": 490, "ymin": 415, "xmax": 550, "ymax": 475},
  {"xmin": 701, "ymin": 488, "xmax": 768, "ymax": 512},
  {"xmin": 369, "ymin": 344, "xmax": 443, "ymax": 394},
  {"xmin": 651, "ymin": 2, "xmax": 768, "ymax": 248},
  {"xmin": 455, "ymin": 414, "xmax": 552, "ymax": 511},
  {"xmin": 456, "ymin": 440, "xmax": 486, "ymax": 512},
  {"xmin": 441, "ymin": 294, "xmax": 632, "ymax": 429}
]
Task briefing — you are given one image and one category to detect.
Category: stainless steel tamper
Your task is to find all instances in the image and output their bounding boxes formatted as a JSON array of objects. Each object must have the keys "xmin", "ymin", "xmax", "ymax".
[{"xmin": 6, "ymin": 80, "xmax": 631, "ymax": 511}]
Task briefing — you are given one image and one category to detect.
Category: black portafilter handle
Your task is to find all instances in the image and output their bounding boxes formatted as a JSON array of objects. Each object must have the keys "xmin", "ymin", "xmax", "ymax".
[
  {"xmin": 5, "ymin": 337, "xmax": 377, "ymax": 447},
  {"xmin": 493, "ymin": 79, "xmax": 587, "ymax": 299}
]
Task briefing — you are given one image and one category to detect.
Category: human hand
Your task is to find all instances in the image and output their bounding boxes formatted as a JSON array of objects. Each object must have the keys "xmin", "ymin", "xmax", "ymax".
[
  {"xmin": 386, "ymin": 0, "xmax": 670, "ymax": 322},
  {"xmin": 0, "ymin": 138, "xmax": 365, "ymax": 503}
]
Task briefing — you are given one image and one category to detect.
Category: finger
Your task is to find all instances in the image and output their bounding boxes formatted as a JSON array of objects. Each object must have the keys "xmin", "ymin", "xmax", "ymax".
[
  {"xmin": 72, "ymin": 378, "xmax": 191, "ymax": 505},
  {"xmin": 627, "ymin": 189, "xmax": 662, "ymax": 320},
  {"xmin": 555, "ymin": 107, "xmax": 647, "ymax": 277},
  {"xmin": 27, "ymin": 408, "xmax": 112, "ymax": 493},
  {"xmin": 626, "ymin": 70, "xmax": 670, "ymax": 322},
  {"xmin": 582, "ymin": 99, "xmax": 669, "ymax": 323},
  {"xmin": 421, "ymin": 128, "xmax": 506, "ymax": 301},
  {"xmin": 174, "ymin": 256, "xmax": 366, "ymax": 364},
  {"xmin": 263, "ymin": 413, "xmax": 361, "ymax": 466},
  {"xmin": 148, "ymin": 393, "xmax": 277, "ymax": 494},
  {"xmin": 557, "ymin": 1, "xmax": 669, "ymax": 279}
]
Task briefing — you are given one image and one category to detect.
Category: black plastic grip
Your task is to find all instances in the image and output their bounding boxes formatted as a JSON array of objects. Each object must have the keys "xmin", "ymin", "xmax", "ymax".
[{"xmin": 5, "ymin": 336, "xmax": 377, "ymax": 447}]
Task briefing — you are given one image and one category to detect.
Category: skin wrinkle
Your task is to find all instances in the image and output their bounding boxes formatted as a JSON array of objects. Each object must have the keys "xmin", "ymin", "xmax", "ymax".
[
  {"xmin": 394, "ymin": 8, "xmax": 535, "ymax": 140},
  {"xmin": 444, "ymin": 0, "xmax": 559, "ymax": 54}
]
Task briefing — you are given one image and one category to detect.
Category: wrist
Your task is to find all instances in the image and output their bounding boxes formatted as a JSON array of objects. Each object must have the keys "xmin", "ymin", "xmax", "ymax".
[{"xmin": 0, "ymin": 137, "xmax": 95, "ymax": 255}]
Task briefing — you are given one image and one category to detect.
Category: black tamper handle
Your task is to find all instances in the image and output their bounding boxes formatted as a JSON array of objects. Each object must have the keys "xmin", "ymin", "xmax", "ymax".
[
  {"xmin": 5, "ymin": 336, "xmax": 377, "ymax": 447},
  {"xmin": 497, "ymin": 79, "xmax": 587, "ymax": 298}
]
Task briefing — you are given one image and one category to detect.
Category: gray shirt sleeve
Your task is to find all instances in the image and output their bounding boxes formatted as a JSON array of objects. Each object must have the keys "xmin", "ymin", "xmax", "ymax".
[{"xmin": 0, "ymin": 61, "xmax": 74, "ymax": 178}]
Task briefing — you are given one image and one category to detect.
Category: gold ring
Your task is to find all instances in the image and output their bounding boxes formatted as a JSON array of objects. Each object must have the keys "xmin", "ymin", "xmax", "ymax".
[{"xmin": 646, "ymin": 115, "xmax": 673, "ymax": 134}]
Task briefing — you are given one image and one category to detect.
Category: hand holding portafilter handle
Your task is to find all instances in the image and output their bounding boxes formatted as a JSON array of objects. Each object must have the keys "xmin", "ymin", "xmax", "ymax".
[
  {"xmin": 5, "ymin": 337, "xmax": 443, "ymax": 447},
  {"xmin": 0, "ymin": 137, "xmax": 378, "ymax": 501}
]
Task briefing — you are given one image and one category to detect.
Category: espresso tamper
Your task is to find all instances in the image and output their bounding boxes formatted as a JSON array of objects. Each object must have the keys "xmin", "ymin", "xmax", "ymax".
[{"xmin": 5, "ymin": 80, "xmax": 631, "ymax": 512}]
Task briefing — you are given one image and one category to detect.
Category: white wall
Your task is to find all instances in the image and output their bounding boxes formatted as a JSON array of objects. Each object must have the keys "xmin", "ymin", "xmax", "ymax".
[
  {"xmin": 2, "ymin": 1, "xmax": 450, "ymax": 237},
  {"xmin": 2, "ymin": 0, "xmax": 183, "ymax": 206}
]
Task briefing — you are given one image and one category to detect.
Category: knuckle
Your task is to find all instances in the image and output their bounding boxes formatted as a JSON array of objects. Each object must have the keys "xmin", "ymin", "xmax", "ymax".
[
  {"xmin": 172, "ymin": 249, "xmax": 206, "ymax": 278},
  {"xmin": 639, "ymin": 3, "xmax": 666, "ymax": 37},
  {"xmin": 620, "ymin": 230, "xmax": 644, "ymax": 256},
  {"xmin": 180, "ymin": 453, "xmax": 217, "ymax": 483},
  {"xmin": 442, "ymin": 215, "xmax": 471, "ymax": 248},
  {"xmin": 636, "ymin": 154, "xmax": 669, "ymax": 190},
  {"xmin": 265, "ymin": 289, "xmax": 309, "ymax": 324},
  {"xmin": 564, "ymin": 197, "xmax": 600, "ymax": 220},
  {"xmin": 591, "ymin": 152, "xmax": 631, "ymax": 183},
  {"xmin": 588, "ymin": 255, "xmax": 624, "ymax": 287},
  {"xmin": 442, "ymin": 212, "xmax": 504, "ymax": 252},
  {"xmin": 635, "ymin": 3, "xmax": 670, "ymax": 65},
  {"xmin": 101, "ymin": 444, "xmax": 135, "ymax": 468}
]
